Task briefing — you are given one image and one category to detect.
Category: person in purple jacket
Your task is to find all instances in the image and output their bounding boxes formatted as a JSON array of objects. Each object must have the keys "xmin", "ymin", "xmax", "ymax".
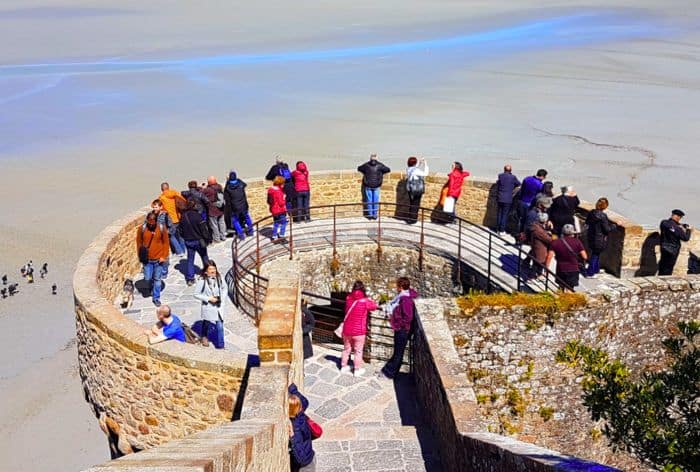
[
  {"xmin": 379, "ymin": 277, "xmax": 418, "ymax": 379},
  {"xmin": 517, "ymin": 169, "xmax": 547, "ymax": 232}
]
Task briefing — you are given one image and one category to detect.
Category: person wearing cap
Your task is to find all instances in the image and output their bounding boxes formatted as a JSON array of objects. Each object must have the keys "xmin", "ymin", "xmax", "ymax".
[
  {"xmin": 546, "ymin": 223, "xmax": 588, "ymax": 292},
  {"xmin": 357, "ymin": 153, "xmax": 391, "ymax": 219},
  {"xmin": 658, "ymin": 209, "xmax": 693, "ymax": 275}
]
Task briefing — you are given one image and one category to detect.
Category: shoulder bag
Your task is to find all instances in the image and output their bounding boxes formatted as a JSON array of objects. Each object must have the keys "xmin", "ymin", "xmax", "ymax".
[
  {"xmin": 334, "ymin": 299, "xmax": 360, "ymax": 338},
  {"xmin": 561, "ymin": 237, "xmax": 586, "ymax": 272},
  {"xmin": 138, "ymin": 229, "xmax": 155, "ymax": 265}
]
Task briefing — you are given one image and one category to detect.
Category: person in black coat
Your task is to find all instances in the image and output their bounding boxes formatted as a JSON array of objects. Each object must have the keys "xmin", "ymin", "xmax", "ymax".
[
  {"xmin": 549, "ymin": 186, "xmax": 580, "ymax": 235},
  {"xmin": 181, "ymin": 180, "xmax": 210, "ymax": 221},
  {"xmin": 301, "ymin": 301, "xmax": 316, "ymax": 360},
  {"xmin": 224, "ymin": 171, "xmax": 254, "ymax": 239},
  {"xmin": 266, "ymin": 156, "xmax": 296, "ymax": 214},
  {"xmin": 357, "ymin": 154, "xmax": 391, "ymax": 219},
  {"xmin": 177, "ymin": 200, "xmax": 210, "ymax": 285},
  {"xmin": 658, "ymin": 209, "xmax": 693, "ymax": 275},
  {"xmin": 495, "ymin": 164, "xmax": 521, "ymax": 234},
  {"xmin": 584, "ymin": 197, "xmax": 616, "ymax": 278}
]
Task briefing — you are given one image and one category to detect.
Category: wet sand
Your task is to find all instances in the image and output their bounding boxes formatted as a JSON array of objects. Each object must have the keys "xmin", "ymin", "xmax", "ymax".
[{"xmin": 1, "ymin": 1, "xmax": 699, "ymax": 470}]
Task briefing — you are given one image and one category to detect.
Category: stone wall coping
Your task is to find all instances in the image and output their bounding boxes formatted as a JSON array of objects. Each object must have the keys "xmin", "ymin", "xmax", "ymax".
[
  {"xmin": 463, "ymin": 432, "xmax": 621, "ymax": 471},
  {"xmin": 585, "ymin": 274, "xmax": 700, "ymax": 302},
  {"xmin": 74, "ymin": 208, "xmax": 248, "ymax": 376}
]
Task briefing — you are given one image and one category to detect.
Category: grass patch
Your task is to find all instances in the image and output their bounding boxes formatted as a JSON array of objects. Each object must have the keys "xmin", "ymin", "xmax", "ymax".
[
  {"xmin": 538, "ymin": 406, "xmax": 554, "ymax": 422},
  {"xmin": 455, "ymin": 291, "xmax": 586, "ymax": 316},
  {"xmin": 468, "ymin": 368, "xmax": 489, "ymax": 383}
]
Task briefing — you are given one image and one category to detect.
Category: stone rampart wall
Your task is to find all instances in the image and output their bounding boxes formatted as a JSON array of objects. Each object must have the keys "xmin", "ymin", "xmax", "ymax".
[
  {"xmin": 445, "ymin": 275, "xmax": 700, "ymax": 470},
  {"xmin": 412, "ymin": 299, "xmax": 618, "ymax": 472},
  {"xmin": 74, "ymin": 210, "xmax": 248, "ymax": 452}
]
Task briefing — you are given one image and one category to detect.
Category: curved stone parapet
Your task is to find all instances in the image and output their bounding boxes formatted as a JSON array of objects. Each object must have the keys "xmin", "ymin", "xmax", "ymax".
[{"xmin": 74, "ymin": 209, "xmax": 248, "ymax": 452}]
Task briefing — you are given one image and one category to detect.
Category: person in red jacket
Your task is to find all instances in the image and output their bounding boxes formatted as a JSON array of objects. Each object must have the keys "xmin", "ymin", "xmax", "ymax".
[
  {"xmin": 268, "ymin": 176, "xmax": 288, "ymax": 242},
  {"xmin": 443, "ymin": 161, "xmax": 470, "ymax": 222},
  {"xmin": 292, "ymin": 161, "xmax": 311, "ymax": 222},
  {"xmin": 340, "ymin": 281, "xmax": 378, "ymax": 377}
]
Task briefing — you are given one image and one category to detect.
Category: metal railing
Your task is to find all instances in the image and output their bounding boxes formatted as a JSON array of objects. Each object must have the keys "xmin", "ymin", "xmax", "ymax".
[{"xmin": 227, "ymin": 201, "xmax": 570, "ymax": 324}]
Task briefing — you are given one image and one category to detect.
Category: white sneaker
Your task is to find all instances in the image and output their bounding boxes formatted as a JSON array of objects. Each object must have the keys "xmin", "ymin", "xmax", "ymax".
[
  {"xmin": 353, "ymin": 368, "xmax": 366, "ymax": 377},
  {"xmin": 340, "ymin": 366, "xmax": 351, "ymax": 374}
]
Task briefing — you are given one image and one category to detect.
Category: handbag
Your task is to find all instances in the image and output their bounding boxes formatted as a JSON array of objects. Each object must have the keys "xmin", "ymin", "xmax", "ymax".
[
  {"xmin": 443, "ymin": 196, "xmax": 456, "ymax": 214},
  {"xmin": 138, "ymin": 230, "xmax": 155, "ymax": 265},
  {"xmin": 307, "ymin": 416, "xmax": 323, "ymax": 439},
  {"xmin": 334, "ymin": 299, "xmax": 360, "ymax": 338}
]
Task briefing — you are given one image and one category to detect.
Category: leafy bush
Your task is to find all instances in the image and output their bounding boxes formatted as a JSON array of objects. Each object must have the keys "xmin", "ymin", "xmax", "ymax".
[{"xmin": 556, "ymin": 321, "xmax": 700, "ymax": 472}]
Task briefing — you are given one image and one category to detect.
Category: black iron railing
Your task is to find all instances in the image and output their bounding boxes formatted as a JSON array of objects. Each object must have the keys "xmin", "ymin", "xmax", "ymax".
[{"xmin": 227, "ymin": 201, "xmax": 569, "ymax": 324}]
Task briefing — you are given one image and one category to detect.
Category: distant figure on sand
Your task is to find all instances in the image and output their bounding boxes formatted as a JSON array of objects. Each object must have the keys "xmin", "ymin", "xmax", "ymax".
[
  {"xmin": 225, "ymin": 171, "xmax": 255, "ymax": 240},
  {"xmin": 292, "ymin": 161, "xmax": 311, "ymax": 222},
  {"xmin": 159, "ymin": 182, "xmax": 187, "ymax": 255},
  {"xmin": 547, "ymin": 224, "xmax": 587, "ymax": 292},
  {"xmin": 202, "ymin": 176, "xmax": 227, "ymax": 243},
  {"xmin": 266, "ymin": 156, "xmax": 296, "ymax": 213},
  {"xmin": 658, "ymin": 209, "xmax": 693, "ymax": 275},
  {"xmin": 496, "ymin": 164, "xmax": 520, "ymax": 235},
  {"xmin": 268, "ymin": 176, "xmax": 288, "ymax": 243},
  {"xmin": 1, "ymin": 274, "xmax": 6, "ymax": 285},
  {"xmin": 40, "ymin": 263, "xmax": 48, "ymax": 279},
  {"xmin": 136, "ymin": 211, "xmax": 170, "ymax": 307},
  {"xmin": 143, "ymin": 305, "xmax": 186, "ymax": 344},
  {"xmin": 380, "ymin": 277, "xmax": 418, "ymax": 380},
  {"xmin": 194, "ymin": 260, "xmax": 225, "ymax": 349},
  {"xmin": 8, "ymin": 284, "xmax": 18, "ymax": 295},
  {"xmin": 341, "ymin": 280, "xmax": 378, "ymax": 377},
  {"xmin": 358, "ymin": 153, "xmax": 390, "ymax": 219},
  {"xmin": 442, "ymin": 161, "xmax": 469, "ymax": 223},
  {"xmin": 405, "ymin": 156, "xmax": 428, "ymax": 224},
  {"xmin": 1, "ymin": 288, "xmax": 6, "ymax": 298},
  {"xmin": 52, "ymin": 284, "xmax": 57, "ymax": 295}
]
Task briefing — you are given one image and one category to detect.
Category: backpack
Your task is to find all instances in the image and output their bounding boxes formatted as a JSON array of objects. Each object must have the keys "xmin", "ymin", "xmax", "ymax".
[
  {"xmin": 406, "ymin": 173, "xmax": 425, "ymax": 197},
  {"xmin": 181, "ymin": 323, "xmax": 201, "ymax": 344},
  {"xmin": 279, "ymin": 165, "xmax": 292, "ymax": 181},
  {"xmin": 214, "ymin": 189, "xmax": 225, "ymax": 208}
]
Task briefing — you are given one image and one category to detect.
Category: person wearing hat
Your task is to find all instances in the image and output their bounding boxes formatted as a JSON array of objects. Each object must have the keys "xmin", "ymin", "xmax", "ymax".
[
  {"xmin": 658, "ymin": 209, "xmax": 693, "ymax": 275},
  {"xmin": 546, "ymin": 223, "xmax": 588, "ymax": 292}
]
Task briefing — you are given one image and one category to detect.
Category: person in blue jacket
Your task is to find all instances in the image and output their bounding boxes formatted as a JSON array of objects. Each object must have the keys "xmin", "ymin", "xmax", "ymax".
[
  {"xmin": 495, "ymin": 164, "xmax": 521, "ymax": 235},
  {"xmin": 288, "ymin": 383, "xmax": 315, "ymax": 470}
]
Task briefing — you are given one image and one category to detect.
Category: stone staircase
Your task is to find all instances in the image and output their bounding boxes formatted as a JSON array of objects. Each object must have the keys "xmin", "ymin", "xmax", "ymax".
[{"xmin": 235, "ymin": 216, "xmax": 554, "ymax": 294}]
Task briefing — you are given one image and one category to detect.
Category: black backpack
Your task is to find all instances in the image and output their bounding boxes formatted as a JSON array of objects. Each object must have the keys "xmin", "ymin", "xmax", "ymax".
[{"xmin": 406, "ymin": 174, "xmax": 425, "ymax": 197}]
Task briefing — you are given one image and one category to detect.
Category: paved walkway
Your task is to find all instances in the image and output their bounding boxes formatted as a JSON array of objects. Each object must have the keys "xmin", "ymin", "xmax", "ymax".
[
  {"xmin": 119, "ymin": 240, "xmax": 258, "ymax": 355},
  {"xmin": 303, "ymin": 347, "xmax": 442, "ymax": 472}
]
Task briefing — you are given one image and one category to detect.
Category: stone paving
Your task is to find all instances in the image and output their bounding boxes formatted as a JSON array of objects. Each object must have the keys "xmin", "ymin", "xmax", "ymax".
[
  {"xmin": 303, "ymin": 347, "xmax": 443, "ymax": 471},
  {"xmin": 118, "ymin": 239, "xmax": 258, "ymax": 355}
]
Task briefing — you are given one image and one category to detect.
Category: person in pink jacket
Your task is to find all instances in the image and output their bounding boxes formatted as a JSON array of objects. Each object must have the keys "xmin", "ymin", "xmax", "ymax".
[
  {"xmin": 292, "ymin": 161, "xmax": 311, "ymax": 222},
  {"xmin": 340, "ymin": 280, "xmax": 378, "ymax": 377}
]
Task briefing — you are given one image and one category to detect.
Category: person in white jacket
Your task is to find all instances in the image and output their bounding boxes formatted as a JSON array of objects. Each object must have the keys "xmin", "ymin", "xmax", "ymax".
[
  {"xmin": 194, "ymin": 260, "xmax": 226, "ymax": 348},
  {"xmin": 405, "ymin": 156, "xmax": 429, "ymax": 224}
]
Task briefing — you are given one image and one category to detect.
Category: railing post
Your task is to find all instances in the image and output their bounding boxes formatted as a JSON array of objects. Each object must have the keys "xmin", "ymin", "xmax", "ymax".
[
  {"xmin": 545, "ymin": 270, "xmax": 550, "ymax": 292},
  {"xmin": 517, "ymin": 245, "xmax": 522, "ymax": 292},
  {"xmin": 253, "ymin": 276, "xmax": 259, "ymax": 323},
  {"xmin": 457, "ymin": 219, "xmax": 462, "ymax": 285},
  {"xmin": 233, "ymin": 237, "xmax": 240, "ymax": 307},
  {"xmin": 419, "ymin": 208, "xmax": 425, "ymax": 271},
  {"xmin": 255, "ymin": 222, "xmax": 261, "ymax": 275},
  {"xmin": 487, "ymin": 232, "xmax": 493, "ymax": 294},
  {"xmin": 333, "ymin": 206, "xmax": 337, "ymax": 258},
  {"xmin": 376, "ymin": 203, "xmax": 382, "ymax": 262},
  {"xmin": 289, "ymin": 212, "xmax": 294, "ymax": 260}
]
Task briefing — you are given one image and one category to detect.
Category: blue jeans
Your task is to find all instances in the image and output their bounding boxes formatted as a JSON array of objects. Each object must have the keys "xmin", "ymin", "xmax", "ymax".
[
  {"xmin": 232, "ymin": 212, "xmax": 254, "ymax": 238},
  {"xmin": 143, "ymin": 260, "xmax": 166, "ymax": 301},
  {"xmin": 497, "ymin": 202, "xmax": 512, "ymax": 233},
  {"xmin": 272, "ymin": 214, "xmax": 287, "ymax": 238},
  {"xmin": 296, "ymin": 191, "xmax": 310, "ymax": 221},
  {"xmin": 169, "ymin": 223, "xmax": 185, "ymax": 255},
  {"xmin": 587, "ymin": 253, "xmax": 601, "ymax": 276},
  {"xmin": 202, "ymin": 319, "xmax": 225, "ymax": 349},
  {"xmin": 364, "ymin": 187, "xmax": 380, "ymax": 218},
  {"xmin": 184, "ymin": 240, "xmax": 209, "ymax": 282}
]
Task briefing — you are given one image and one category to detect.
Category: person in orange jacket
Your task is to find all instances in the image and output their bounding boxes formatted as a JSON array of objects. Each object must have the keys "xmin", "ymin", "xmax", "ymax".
[
  {"xmin": 136, "ymin": 211, "xmax": 170, "ymax": 306},
  {"xmin": 159, "ymin": 182, "xmax": 186, "ymax": 255}
]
